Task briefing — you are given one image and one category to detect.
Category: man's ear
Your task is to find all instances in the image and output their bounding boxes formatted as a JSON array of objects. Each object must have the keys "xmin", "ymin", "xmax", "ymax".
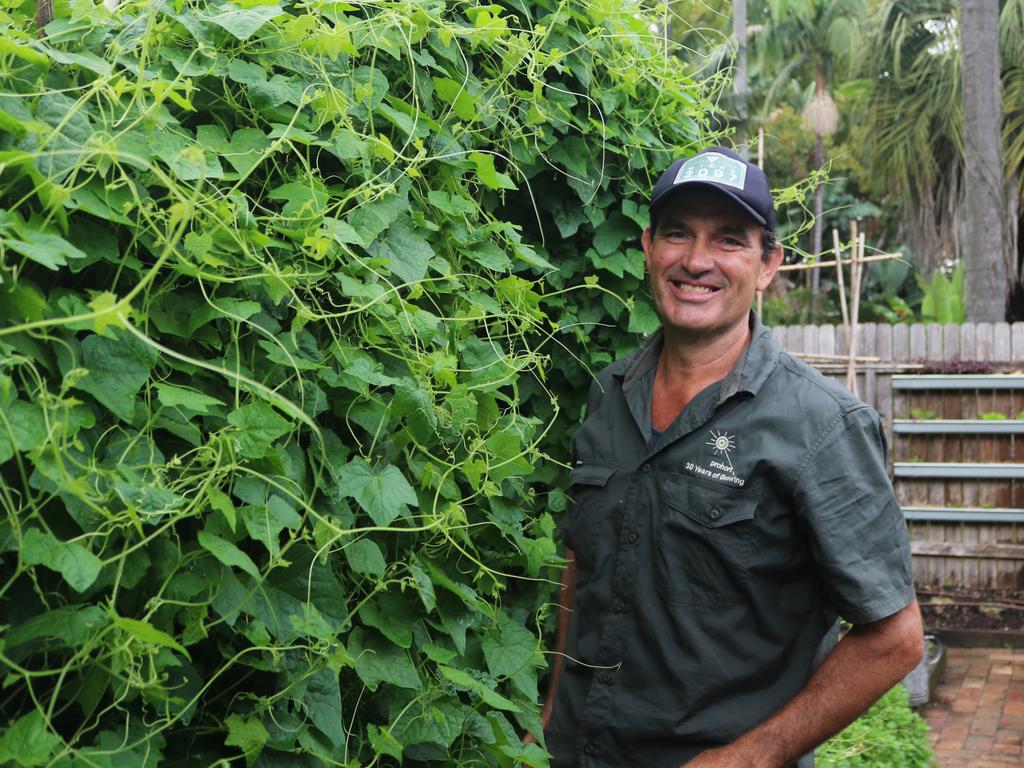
[
  {"xmin": 641, "ymin": 227, "xmax": 653, "ymax": 271},
  {"xmin": 757, "ymin": 242, "xmax": 784, "ymax": 292}
]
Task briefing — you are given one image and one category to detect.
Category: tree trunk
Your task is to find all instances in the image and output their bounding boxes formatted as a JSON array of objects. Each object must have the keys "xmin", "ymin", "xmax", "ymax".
[
  {"xmin": 733, "ymin": 0, "xmax": 748, "ymax": 156},
  {"xmin": 36, "ymin": 0, "xmax": 53, "ymax": 37},
  {"xmin": 960, "ymin": 0, "xmax": 1007, "ymax": 321}
]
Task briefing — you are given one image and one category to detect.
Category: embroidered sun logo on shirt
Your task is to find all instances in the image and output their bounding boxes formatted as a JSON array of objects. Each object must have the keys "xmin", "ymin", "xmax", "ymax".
[{"xmin": 705, "ymin": 430, "xmax": 736, "ymax": 471}]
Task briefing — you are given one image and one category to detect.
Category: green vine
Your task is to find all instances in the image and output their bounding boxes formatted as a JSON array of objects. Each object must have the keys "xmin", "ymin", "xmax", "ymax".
[{"xmin": 0, "ymin": 1, "xmax": 710, "ymax": 765}]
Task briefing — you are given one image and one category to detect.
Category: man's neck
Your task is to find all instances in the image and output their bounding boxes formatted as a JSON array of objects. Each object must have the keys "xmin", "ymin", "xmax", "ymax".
[
  {"xmin": 650, "ymin": 320, "xmax": 752, "ymax": 432},
  {"xmin": 658, "ymin": 320, "xmax": 752, "ymax": 390}
]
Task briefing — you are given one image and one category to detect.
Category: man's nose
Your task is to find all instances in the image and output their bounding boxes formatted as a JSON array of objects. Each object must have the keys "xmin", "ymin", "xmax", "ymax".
[{"xmin": 678, "ymin": 236, "xmax": 715, "ymax": 274}]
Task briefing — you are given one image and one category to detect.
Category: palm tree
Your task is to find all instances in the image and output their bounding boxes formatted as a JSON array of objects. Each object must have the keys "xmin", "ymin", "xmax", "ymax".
[
  {"xmin": 734, "ymin": 0, "xmax": 749, "ymax": 154},
  {"xmin": 751, "ymin": 0, "xmax": 866, "ymax": 311},
  {"xmin": 960, "ymin": 0, "xmax": 1006, "ymax": 321},
  {"xmin": 854, "ymin": 0, "xmax": 1024, "ymax": 320}
]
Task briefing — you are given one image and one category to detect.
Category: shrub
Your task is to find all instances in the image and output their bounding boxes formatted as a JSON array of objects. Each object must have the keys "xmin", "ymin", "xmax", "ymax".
[{"xmin": 817, "ymin": 685, "xmax": 935, "ymax": 767}]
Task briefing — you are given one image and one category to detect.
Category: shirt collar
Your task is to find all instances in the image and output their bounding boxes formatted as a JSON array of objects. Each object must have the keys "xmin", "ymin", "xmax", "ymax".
[
  {"xmin": 621, "ymin": 330, "xmax": 663, "ymax": 392},
  {"xmin": 617, "ymin": 312, "xmax": 780, "ymax": 401},
  {"xmin": 719, "ymin": 312, "xmax": 779, "ymax": 402}
]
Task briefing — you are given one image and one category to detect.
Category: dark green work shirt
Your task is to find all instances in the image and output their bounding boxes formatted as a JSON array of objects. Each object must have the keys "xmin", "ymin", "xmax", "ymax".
[{"xmin": 549, "ymin": 314, "xmax": 915, "ymax": 768}]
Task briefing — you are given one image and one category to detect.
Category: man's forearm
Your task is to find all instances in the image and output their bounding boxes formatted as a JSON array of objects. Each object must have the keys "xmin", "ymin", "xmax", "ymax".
[{"xmin": 686, "ymin": 600, "xmax": 924, "ymax": 768}]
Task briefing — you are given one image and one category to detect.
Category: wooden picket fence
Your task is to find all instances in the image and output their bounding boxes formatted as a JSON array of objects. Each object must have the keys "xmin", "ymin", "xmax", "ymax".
[{"xmin": 774, "ymin": 322, "xmax": 1024, "ymax": 591}]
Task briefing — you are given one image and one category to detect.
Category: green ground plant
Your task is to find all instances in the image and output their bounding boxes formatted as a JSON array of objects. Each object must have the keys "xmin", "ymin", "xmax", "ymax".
[
  {"xmin": 920, "ymin": 262, "xmax": 966, "ymax": 324},
  {"xmin": 0, "ymin": 1, "xmax": 710, "ymax": 765},
  {"xmin": 817, "ymin": 684, "xmax": 934, "ymax": 767}
]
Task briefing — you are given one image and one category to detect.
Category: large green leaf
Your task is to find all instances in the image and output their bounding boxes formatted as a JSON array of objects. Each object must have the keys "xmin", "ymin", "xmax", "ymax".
[
  {"xmin": 358, "ymin": 590, "xmax": 417, "ymax": 648},
  {"xmin": 3, "ymin": 605, "xmax": 107, "ymax": 651},
  {"xmin": 481, "ymin": 617, "xmax": 537, "ymax": 679},
  {"xmin": 224, "ymin": 714, "xmax": 269, "ymax": 763},
  {"xmin": 349, "ymin": 628, "xmax": 422, "ymax": 692},
  {"xmin": 198, "ymin": 531, "xmax": 261, "ymax": 580},
  {"xmin": 75, "ymin": 333, "xmax": 158, "ymax": 422},
  {"xmin": 0, "ymin": 711, "xmax": 63, "ymax": 767},
  {"xmin": 4, "ymin": 225, "xmax": 88, "ymax": 270},
  {"xmin": 112, "ymin": 615, "xmax": 190, "ymax": 658},
  {"xmin": 338, "ymin": 459, "xmax": 417, "ymax": 526},
  {"xmin": 369, "ymin": 216, "xmax": 434, "ymax": 284},
  {"xmin": 205, "ymin": 2, "xmax": 285, "ymax": 40},
  {"xmin": 302, "ymin": 668, "xmax": 345, "ymax": 747},
  {"xmin": 437, "ymin": 665, "xmax": 519, "ymax": 712},
  {"xmin": 227, "ymin": 402, "xmax": 292, "ymax": 458},
  {"xmin": 343, "ymin": 538, "xmax": 387, "ymax": 577},
  {"xmin": 155, "ymin": 383, "xmax": 225, "ymax": 414},
  {"xmin": 20, "ymin": 528, "xmax": 103, "ymax": 593},
  {"xmin": 0, "ymin": 399, "xmax": 47, "ymax": 463},
  {"xmin": 240, "ymin": 496, "xmax": 302, "ymax": 557}
]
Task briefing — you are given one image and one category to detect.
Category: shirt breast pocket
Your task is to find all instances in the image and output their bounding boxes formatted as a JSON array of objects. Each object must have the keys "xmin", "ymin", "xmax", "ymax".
[
  {"xmin": 564, "ymin": 463, "xmax": 616, "ymax": 568},
  {"xmin": 658, "ymin": 475, "xmax": 759, "ymax": 606}
]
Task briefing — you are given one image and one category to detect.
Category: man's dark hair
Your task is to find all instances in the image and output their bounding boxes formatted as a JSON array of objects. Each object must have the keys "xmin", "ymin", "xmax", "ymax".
[{"xmin": 760, "ymin": 228, "xmax": 778, "ymax": 261}]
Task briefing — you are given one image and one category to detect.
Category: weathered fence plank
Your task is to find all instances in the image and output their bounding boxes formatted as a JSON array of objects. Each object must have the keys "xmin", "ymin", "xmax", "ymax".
[
  {"xmin": 943, "ymin": 323, "xmax": 960, "ymax": 359},
  {"xmin": 977, "ymin": 322, "xmax": 994, "ymax": 360},
  {"xmin": 994, "ymin": 322, "xmax": 1012, "ymax": 360}
]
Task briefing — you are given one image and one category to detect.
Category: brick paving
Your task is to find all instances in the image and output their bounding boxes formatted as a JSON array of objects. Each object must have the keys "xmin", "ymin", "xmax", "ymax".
[{"xmin": 922, "ymin": 646, "xmax": 1024, "ymax": 767}]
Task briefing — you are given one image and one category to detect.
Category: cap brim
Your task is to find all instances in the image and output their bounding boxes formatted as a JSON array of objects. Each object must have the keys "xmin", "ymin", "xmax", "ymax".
[{"xmin": 650, "ymin": 181, "xmax": 768, "ymax": 228}]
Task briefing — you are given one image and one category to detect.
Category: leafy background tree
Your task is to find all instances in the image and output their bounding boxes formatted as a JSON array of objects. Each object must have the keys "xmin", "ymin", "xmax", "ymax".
[{"xmin": 673, "ymin": 0, "xmax": 1024, "ymax": 324}]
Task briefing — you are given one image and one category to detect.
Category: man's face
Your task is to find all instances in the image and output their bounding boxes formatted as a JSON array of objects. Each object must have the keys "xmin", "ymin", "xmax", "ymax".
[{"xmin": 641, "ymin": 187, "xmax": 783, "ymax": 343}]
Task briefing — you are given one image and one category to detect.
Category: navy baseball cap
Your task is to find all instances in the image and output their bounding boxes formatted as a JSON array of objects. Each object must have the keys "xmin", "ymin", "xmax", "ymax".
[{"xmin": 649, "ymin": 146, "xmax": 776, "ymax": 230}]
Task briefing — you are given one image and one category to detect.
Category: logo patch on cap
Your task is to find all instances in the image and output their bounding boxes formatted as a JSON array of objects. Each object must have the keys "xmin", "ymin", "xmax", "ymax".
[{"xmin": 674, "ymin": 152, "xmax": 747, "ymax": 191}]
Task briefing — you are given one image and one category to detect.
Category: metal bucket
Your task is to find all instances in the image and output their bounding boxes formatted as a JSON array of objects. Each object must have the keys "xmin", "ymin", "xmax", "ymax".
[{"xmin": 901, "ymin": 633, "xmax": 946, "ymax": 707}]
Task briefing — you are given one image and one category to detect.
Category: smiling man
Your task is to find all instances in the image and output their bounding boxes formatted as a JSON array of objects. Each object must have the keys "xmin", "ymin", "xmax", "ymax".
[{"xmin": 541, "ymin": 148, "xmax": 923, "ymax": 768}]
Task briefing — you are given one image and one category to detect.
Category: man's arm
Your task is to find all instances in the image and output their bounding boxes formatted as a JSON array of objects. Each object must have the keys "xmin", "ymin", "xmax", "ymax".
[
  {"xmin": 526, "ymin": 550, "xmax": 576, "ymax": 742},
  {"xmin": 683, "ymin": 599, "xmax": 924, "ymax": 768}
]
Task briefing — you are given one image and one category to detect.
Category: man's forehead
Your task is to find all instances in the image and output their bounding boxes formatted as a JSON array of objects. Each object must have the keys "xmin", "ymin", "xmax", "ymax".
[{"xmin": 655, "ymin": 188, "xmax": 762, "ymax": 229}]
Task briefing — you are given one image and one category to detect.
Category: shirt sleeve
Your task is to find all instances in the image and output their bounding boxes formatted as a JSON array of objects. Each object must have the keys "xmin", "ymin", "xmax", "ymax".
[{"xmin": 793, "ymin": 405, "xmax": 916, "ymax": 624}]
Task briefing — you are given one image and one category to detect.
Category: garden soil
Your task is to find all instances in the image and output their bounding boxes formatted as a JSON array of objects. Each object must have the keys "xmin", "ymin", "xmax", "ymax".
[{"xmin": 919, "ymin": 588, "xmax": 1024, "ymax": 631}]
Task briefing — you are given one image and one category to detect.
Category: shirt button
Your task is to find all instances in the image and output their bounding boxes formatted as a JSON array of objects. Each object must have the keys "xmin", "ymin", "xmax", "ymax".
[
  {"xmin": 585, "ymin": 743, "xmax": 599, "ymax": 756},
  {"xmin": 641, "ymin": 464, "xmax": 652, "ymax": 473},
  {"xmin": 599, "ymin": 671, "xmax": 613, "ymax": 684},
  {"xmin": 624, "ymin": 530, "xmax": 639, "ymax": 544},
  {"xmin": 612, "ymin": 600, "xmax": 626, "ymax": 613},
  {"xmin": 708, "ymin": 507, "xmax": 722, "ymax": 521}
]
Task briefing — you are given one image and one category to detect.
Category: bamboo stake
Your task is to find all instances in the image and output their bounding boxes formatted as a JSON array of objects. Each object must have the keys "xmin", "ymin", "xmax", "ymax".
[
  {"xmin": 832, "ymin": 229, "xmax": 850, "ymax": 355},
  {"xmin": 777, "ymin": 252, "xmax": 902, "ymax": 272},
  {"xmin": 755, "ymin": 133, "xmax": 765, "ymax": 317},
  {"xmin": 795, "ymin": 353, "xmax": 881, "ymax": 362},
  {"xmin": 846, "ymin": 231, "xmax": 865, "ymax": 395}
]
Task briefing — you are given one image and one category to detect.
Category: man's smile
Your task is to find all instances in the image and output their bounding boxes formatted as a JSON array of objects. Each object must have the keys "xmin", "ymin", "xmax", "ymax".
[{"xmin": 668, "ymin": 278, "xmax": 719, "ymax": 298}]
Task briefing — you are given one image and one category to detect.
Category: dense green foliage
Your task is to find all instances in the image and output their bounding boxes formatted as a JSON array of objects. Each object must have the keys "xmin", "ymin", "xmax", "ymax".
[
  {"xmin": 818, "ymin": 685, "xmax": 934, "ymax": 767},
  {"xmin": 0, "ymin": 1, "xmax": 708, "ymax": 765}
]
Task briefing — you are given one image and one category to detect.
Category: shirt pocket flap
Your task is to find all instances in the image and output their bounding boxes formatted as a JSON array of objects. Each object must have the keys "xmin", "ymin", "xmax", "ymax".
[
  {"xmin": 664, "ymin": 477, "xmax": 757, "ymax": 529},
  {"xmin": 569, "ymin": 463, "xmax": 616, "ymax": 487}
]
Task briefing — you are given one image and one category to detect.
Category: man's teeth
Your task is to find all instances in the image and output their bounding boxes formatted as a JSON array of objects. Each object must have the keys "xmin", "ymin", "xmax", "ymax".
[{"xmin": 674, "ymin": 282, "xmax": 713, "ymax": 294}]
